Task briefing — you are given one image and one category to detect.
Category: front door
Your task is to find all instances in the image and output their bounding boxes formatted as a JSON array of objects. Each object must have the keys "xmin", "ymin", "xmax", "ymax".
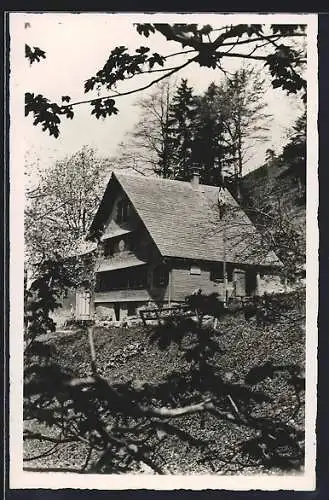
[
  {"xmin": 234, "ymin": 269, "xmax": 246, "ymax": 297},
  {"xmin": 114, "ymin": 303, "xmax": 120, "ymax": 321},
  {"xmin": 246, "ymin": 270, "xmax": 257, "ymax": 297},
  {"xmin": 75, "ymin": 289, "xmax": 91, "ymax": 320}
]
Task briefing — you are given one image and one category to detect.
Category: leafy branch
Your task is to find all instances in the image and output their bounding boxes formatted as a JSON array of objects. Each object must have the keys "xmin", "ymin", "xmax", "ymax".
[
  {"xmin": 25, "ymin": 23, "xmax": 306, "ymax": 137},
  {"xmin": 25, "ymin": 93, "xmax": 74, "ymax": 138},
  {"xmin": 25, "ymin": 44, "xmax": 46, "ymax": 65}
]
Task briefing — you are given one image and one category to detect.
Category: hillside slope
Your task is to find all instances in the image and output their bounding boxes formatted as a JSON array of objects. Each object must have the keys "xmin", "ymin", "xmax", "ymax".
[
  {"xmin": 240, "ymin": 161, "xmax": 306, "ymax": 236},
  {"xmin": 24, "ymin": 290, "xmax": 306, "ymax": 475}
]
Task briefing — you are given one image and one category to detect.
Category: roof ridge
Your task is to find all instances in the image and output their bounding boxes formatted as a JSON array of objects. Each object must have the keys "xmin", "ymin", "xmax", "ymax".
[{"xmin": 113, "ymin": 171, "xmax": 220, "ymax": 190}]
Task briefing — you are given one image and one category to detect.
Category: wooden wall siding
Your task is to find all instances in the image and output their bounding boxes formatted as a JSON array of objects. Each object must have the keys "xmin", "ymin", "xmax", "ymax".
[
  {"xmin": 171, "ymin": 266, "xmax": 218, "ymax": 302},
  {"xmin": 94, "ymin": 282, "xmax": 169, "ymax": 303},
  {"xmin": 170, "ymin": 263, "xmax": 248, "ymax": 302},
  {"xmin": 95, "ymin": 289, "xmax": 155, "ymax": 303},
  {"xmin": 95, "ymin": 301, "xmax": 147, "ymax": 321},
  {"xmin": 92, "ymin": 272, "xmax": 286, "ymax": 321},
  {"xmin": 95, "ymin": 302, "xmax": 115, "ymax": 319},
  {"xmin": 93, "ymin": 267, "xmax": 283, "ymax": 309}
]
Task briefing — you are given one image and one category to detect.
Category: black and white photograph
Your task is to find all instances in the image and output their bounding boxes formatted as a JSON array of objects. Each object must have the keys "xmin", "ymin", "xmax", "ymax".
[{"xmin": 9, "ymin": 12, "xmax": 318, "ymax": 490}]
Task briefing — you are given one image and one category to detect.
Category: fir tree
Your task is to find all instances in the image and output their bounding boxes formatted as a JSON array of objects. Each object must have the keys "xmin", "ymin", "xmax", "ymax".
[
  {"xmin": 192, "ymin": 83, "xmax": 230, "ymax": 186},
  {"xmin": 167, "ymin": 79, "xmax": 198, "ymax": 181}
]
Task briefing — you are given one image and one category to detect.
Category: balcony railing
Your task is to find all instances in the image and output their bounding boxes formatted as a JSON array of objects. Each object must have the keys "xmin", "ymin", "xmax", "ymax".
[
  {"xmin": 94, "ymin": 289, "xmax": 152, "ymax": 303},
  {"xmin": 95, "ymin": 254, "xmax": 147, "ymax": 273}
]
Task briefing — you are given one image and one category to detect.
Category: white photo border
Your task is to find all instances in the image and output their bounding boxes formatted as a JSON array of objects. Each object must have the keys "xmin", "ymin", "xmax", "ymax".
[{"xmin": 9, "ymin": 11, "xmax": 319, "ymax": 491}]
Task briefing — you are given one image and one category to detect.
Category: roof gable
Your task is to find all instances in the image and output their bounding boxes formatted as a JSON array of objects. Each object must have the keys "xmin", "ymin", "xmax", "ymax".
[{"xmin": 89, "ymin": 172, "xmax": 281, "ymax": 267}]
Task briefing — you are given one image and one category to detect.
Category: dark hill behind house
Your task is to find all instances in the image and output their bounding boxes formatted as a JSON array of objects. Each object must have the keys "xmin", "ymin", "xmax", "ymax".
[{"xmin": 239, "ymin": 161, "xmax": 306, "ymax": 238}]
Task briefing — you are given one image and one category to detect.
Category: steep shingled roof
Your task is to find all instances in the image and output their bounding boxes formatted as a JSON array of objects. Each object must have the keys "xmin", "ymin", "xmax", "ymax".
[{"xmin": 89, "ymin": 172, "xmax": 281, "ymax": 267}]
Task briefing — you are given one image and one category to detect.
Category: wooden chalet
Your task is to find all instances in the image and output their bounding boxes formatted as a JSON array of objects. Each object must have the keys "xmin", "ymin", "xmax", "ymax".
[{"xmin": 83, "ymin": 170, "xmax": 282, "ymax": 323}]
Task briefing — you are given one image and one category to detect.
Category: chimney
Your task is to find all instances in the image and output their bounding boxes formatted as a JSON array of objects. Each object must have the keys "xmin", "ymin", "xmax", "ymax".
[{"xmin": 191, "ymin": 165, "xmax": 200, "ymax": 187}]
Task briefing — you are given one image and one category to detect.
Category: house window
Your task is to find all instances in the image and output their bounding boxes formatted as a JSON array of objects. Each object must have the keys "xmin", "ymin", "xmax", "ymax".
[
  {"xmin": 210, "ymin": 263, "xmax": 223, "ymax": 282},
  {"xmin": 98, "ymin": 268, "xmax": 147, "ymax": 292},
  {"xmin": 153, "ymin": 265, "xmax": 169, "ymax": 287},
  {"xmin": 210, "ymin": 263, "xmax": 233, "ymax": 281},
  {"xmin": 190, "ymin": 265, "xmax": 201, "ymax": 275},
  {"xmin": 116, "ymin": 200, "xmax": 130, "ymax": 223},
  {"xmin": 128, "ymin": 267, "xmax": 148, "ymax": 289},
  {"xmin": 127, "ymin": 303, "xmax": 136, "ymax": 316},
  {"xmin": 98, "ymin": 272, "xmax": 111, "ymax": 292},
  {"xmin": 103, "ymin": 240, "xmax": 114, "ymax": 257}
]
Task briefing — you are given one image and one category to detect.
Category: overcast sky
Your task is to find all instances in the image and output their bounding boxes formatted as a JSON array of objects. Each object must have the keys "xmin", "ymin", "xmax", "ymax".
[{"xmin": 10, "ymin": 12, "xmax": 308, "ymax": 181}]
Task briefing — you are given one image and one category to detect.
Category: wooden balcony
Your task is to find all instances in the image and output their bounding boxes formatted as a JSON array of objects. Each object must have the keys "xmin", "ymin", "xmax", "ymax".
[
  {"xmin": 94, "ymin": 289, "xmax": 153, "ymax": 303},
  {"xmin": 95, "ymin": 254, "xmax": 147, "ymax": 273}
]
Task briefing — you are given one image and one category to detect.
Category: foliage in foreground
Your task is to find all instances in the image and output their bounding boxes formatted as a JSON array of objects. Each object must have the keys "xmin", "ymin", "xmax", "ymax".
[
  {"xmin": 24, "ymin": 260, "xmax": 305, "ymax": 474},
  {"xmin": 25, "ymin": 23, "xmax": 306, "ymax": 138}
]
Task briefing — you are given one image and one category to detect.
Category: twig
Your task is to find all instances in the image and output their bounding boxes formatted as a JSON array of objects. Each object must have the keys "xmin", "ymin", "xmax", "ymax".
[
  {"xmin": 23, "ymin": 431, "xmax": 74, "ymax": 444},
  {"xmin": 23, "ymin": 466, "xmax": 86, "ymax": 473},
  {"xmin": 81, "ymin": 445, "xmax": 94, "ymax": 471},
  {"xmin": 87, "ymin": 326, "xmax": 97, "ymax": 374},
  {"xmin": 227, "ymin": 394, "xmax": 240, "ymax": 419},
  {"xmin": 23, "ymin": 441, "xmax": 62, "ymax": 461},
  {"xmin": 63, "ymin": 56, "xmax": 198, "ymax": 109},
  {"xmin": 32, "ymin": 373, "xmax": 215, "ymax": 419}
]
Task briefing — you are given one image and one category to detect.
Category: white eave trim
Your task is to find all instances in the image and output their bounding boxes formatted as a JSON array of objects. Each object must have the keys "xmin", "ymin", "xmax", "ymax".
[
  {"xmin": 101, "ymin": 228, "xmax": 133, "ymax": 240},
  {"xmin": 95, "ymin": 257, "xmax": 147, "ymax": 273}
]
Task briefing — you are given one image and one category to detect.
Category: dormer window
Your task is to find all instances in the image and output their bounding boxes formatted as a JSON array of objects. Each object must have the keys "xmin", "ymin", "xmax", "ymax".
[
  {"xmin": 103, "ymin": 240, "xmax": 114, "ymax": 257},
  {"xmin": 117, "ymin": 200, "xmax": 130, "ymax": 223}
]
